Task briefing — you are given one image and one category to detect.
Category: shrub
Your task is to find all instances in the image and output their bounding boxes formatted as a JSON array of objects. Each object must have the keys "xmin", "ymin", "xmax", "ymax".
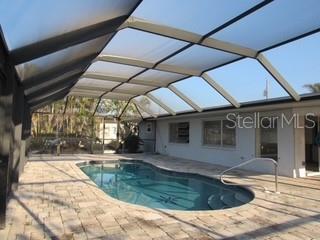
[{"xmin": 124, "ymin": 135, "xmax": 143, "ymax": 153}]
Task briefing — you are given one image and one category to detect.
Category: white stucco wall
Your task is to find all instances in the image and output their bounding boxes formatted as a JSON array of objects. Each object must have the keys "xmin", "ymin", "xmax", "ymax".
[
  {"xmin": 139, "ymin": 121, "xmax": 156, "ymax": 152},
  {"xmin": 155, "ymin": 110, "xmax": 297, "ymax": 177}
]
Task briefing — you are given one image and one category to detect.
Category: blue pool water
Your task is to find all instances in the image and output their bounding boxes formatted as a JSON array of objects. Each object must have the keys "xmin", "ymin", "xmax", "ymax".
[{"xmin": 80, "ymin": 160, "xmax": 254, "ymax": 211}]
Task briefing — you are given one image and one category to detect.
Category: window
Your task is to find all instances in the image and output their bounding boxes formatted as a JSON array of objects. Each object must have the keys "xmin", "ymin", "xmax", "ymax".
[
  {"xmin": 169, "ymin": 122, "xmax": 189, "ymax": 143},
  {"xmin": 203, "ymin": 121, "xmax": 221, "ymax": 146},
  {"xmin": 222, "ymin": 120, "xmax": 236, "ymax": 147},
  {"xmin": 257, "ymin": 118, "xmax": 278, "ymax": 160},
  {"xmin": 203, "ymin": 120, "xmax": 236, "ymax": 147}
]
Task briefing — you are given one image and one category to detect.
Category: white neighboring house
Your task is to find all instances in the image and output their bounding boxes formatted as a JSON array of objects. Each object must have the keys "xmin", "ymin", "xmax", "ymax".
[
  {"xmin": 140, "ymin": 99, "xmax": 320, "ymax": 178},
  {"xmin": 97, "ymin": 120, "xmax": 118, "ymax": 144}
]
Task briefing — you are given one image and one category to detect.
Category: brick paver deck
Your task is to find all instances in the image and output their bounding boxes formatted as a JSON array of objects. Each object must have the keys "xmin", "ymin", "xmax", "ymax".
[{"xmin": 1, "ymin": 154, "xmax": 320, "ymax": 240}]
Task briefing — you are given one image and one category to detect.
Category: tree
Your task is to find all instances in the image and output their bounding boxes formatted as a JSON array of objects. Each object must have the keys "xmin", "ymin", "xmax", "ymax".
[
  {"xmin": 303, "ymin": 83, "xmax": 320, "ymax": 93},
  {"xmin": 96, "ymin": 99, "xmax": 129, "ymax": 117},
  {"xmin": 31, "ymin": 97, "xmax": 147, "ymax": 153}
]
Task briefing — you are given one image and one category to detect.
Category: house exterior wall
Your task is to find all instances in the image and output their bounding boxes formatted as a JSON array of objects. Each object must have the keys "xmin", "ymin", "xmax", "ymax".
[
  {"xmin": 155, "ymin": 109, "xmax": 298, "ymax": 177},
  {"xmin": 139, "ymin": 121, "xmax": 156, "ymax": 152}
]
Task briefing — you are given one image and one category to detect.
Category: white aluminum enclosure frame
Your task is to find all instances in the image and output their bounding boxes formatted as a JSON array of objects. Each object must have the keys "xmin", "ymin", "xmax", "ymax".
[
  {"xmin": 73, "ymin": 15, "xmax": 304, "ymax": 116},
  {"xmin": 5, "ymin": 0, "xmax": 317, "ymax": 116}
]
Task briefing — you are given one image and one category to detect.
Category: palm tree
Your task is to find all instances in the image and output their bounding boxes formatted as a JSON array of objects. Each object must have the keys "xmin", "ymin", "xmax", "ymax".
[{"xmin": 303, "ymin": 83, "xmax": 320, "ymax": 93}]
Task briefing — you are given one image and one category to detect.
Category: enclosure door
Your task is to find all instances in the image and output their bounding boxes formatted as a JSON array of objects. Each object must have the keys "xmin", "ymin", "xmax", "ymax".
[{"xmin": 305, "ymin": 116, "xmax": 320, "ymax": 172}]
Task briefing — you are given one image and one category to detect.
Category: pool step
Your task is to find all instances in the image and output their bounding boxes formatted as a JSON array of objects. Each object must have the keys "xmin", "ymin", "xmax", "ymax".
[
  {"xmin": 234, "ymin": 192, "xmax": 252, "ymax": 203},
  {"xmin": 208, "ymin": 191, "xmax": 249, "ymax": 209},
  {"xmin": 208, "ymin": 194, "xmax": 225, "ymax": 209},
  {"xmin": 220, "ymin": 192, "xmax": 236, "ymax": 207}
]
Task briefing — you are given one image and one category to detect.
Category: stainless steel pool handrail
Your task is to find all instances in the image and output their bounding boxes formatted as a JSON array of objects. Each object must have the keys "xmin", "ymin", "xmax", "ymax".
[{"xmin": 220, "ymin": 158, "xmax": 279, "ymax": 193}]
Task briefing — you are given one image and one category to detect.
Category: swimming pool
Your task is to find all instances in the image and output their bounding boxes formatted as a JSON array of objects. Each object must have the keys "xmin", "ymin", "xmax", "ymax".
[{"xmin": 79, "ymin": 160, "xmax": 254, "ymax": 211}]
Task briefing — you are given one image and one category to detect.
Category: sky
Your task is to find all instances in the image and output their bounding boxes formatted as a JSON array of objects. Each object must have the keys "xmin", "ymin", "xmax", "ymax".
[{"xmin": 0, "ymin": 0, "xmax": 319, "ymax": 114}]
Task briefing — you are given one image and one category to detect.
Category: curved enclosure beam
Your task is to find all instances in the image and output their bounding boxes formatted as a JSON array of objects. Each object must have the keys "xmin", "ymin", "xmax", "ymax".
[
  {"xmin": 15, "ymin": 0, "xmax": 320, "ymax": 117},
  {"xmin": 90, "ymin": 55, "xmax": 241, "ymax": 107},
  {"xmin": 26, "ymin": 73, "xmax": 82, "ymax": 100},
  {"xmin": 168, "ymin": 85, "xmax": 202, "ymax": 112},
  {"xmin": 29, "ymin": 88, "xmax": 70, "ymax": 108},
  {"xmin": 146, "ymin": 93, "xmax": 176, "ymax": 116},
  {"xmin": 131, "ymin": 99, "xmax": 157, "ymax": 118},
  {"xmin": 23, "ymin": 54, "xmax": 96, "ymax": 89},
  {"xmin": 96, "ymin": 55, "xmax": 153, "ymax": 69},
  {"xmin": 201, "ymin": 73, "xmax": 240, "ymax": 108},
  {"xmin": 10, "ymin": 16, "xmax": 128, "ymax": 65},
  {"xmin": 81, "ymin": 73, "xmax": 160, "ymax": 87},
  {"xmin": 120, "ymin": 16, "xmax": 258, "ymax": 58},
  {"xmin": 96, "ymin": 54, "xmax": 201, "ymax": 76},
  {"xmin": 257, "ymin": 53, "xmax": 301, "ymax": 101}
]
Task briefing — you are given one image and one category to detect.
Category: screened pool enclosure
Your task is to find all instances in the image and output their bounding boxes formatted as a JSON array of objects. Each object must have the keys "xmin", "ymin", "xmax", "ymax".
[
  {"xmin": 1, "ymin": 0, "xmax": 320, "ymax": 231},
  {"xmin": 1, "ymin": 0, "xmax": 320, "ymax": 118}
]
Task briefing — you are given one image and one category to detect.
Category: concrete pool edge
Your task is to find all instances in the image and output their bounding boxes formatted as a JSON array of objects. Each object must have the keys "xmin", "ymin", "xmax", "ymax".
[{"xmin": 75, "ymin": 158, "xmax": 256, "ymax": 214}]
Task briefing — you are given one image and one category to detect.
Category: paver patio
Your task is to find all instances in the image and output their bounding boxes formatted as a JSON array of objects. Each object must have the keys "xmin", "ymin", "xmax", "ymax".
[{"xmin": 0, "ymin": 154, "xmax": 320, "ymax": 240}]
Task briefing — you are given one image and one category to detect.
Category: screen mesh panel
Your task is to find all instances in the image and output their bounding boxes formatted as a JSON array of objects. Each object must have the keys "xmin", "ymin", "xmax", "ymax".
[
  {"xmin": 113, "ymin": 83, "xmax": 156, "ymax": 95},
  {"xmin": 65, "ymin": 96, "xmax": 99, "ymax": 114},
  {"xmin": 207, "ymin": 58, "xmax": 289, "ymax": 103},
  {"xmin": 162, "ymin": 45, "xmax": 240, "ymax": 72},
  {"xmin": 172, "ymin": 77, "xmax": 230, "ymax": 108},
  {"xmin": 25, "ymin": 69, "xmax": 83, "ymax": 95},
  {"xmin": 136, "ymin": 105, "xmax": 152, "ymax": 118},
  {"xmin": 264, "ymin": 32, "xmax": 320, "ymax": 95},
  {"xmin": 134, "ymin": 95, "xmax": 168, "ymax": 116},
  {"xmin": 70, "ymin": 89, "xmax": 105, "ymax": 98},
  {"xmin": 15, "ymin": 35, "xmax": 110, "ymax": 81},
  {"xmin": 2, "ymin": 0, "xmax": 318, "ymax": 116},
  {"xmin": 149, "ymin": 88, "xmax": 193, "ymax": 113},
  {"xmin": 212, "ymin": 0, "xmax": 320, "ymax": 50},
  {"xmin": 75, "ymin": 78, "xmax": 120, "ymax": 90},
  {"xmin": 103, "ymin": 92, "xmax": 135, "ymax": 101},
  {"xmin": 101, "ymin": 29, "xmax": 187, "ymax": 63},
  {"xmin": 121, "ymin": 102, "xmax": 143, "ymax": 121},
  {"xmin": 95, "ymin": 99, "xmax": 127, "ymax": 117},
  {"xmin": 131, "ymin": 69, "xmax": 187, "ymax": 86},
  {"xmin": 132, "ymin": 0, "xmax": 261, "ymax": 35},
  {"xmin": 0, "ymin": 0, "xmax": 140, "ymax": 50},
  {"xmin": 87, "ymin": 61, "xmax": 145, "ymax": 78}
]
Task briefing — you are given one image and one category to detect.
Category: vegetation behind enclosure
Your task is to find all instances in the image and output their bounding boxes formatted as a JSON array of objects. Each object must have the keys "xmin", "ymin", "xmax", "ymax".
[{"xmin": 31, "ymin": 97, "xmax": 143, "ymax": 154}]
